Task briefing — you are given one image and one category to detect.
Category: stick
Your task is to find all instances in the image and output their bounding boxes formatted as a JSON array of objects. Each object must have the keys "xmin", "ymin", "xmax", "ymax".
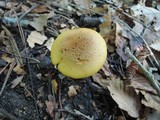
[
  {"xmin": 2, "ymin": 25, "xmax": 23, "ymax": 65},
  {"xmin": 0, "ymin": 60, "xmax": 16, "ymax": 96},
  {"xmin": 125, "ymin": 47, "xmax": 160, "ymax": 97}
]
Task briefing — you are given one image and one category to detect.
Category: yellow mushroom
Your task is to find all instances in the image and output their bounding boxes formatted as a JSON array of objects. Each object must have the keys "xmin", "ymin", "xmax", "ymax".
[{"xmin": 51, "ymin": 28, "xmax": 107, "ymax": 79}]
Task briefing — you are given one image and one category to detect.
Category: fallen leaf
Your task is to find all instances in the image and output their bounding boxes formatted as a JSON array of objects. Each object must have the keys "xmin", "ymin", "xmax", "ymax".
[
  {"xmin": 31, "ymin": 5, "xmax": 48, "ymax": 13},
  {"xmin": 141, "ymin": 91, "xmax": 160, "ymax": 111},
  {"xmin": 101, "ymin": 60, "xmax": 113, "ymax": 77},
  {"xmin": 2, "ymin": 54, "xmax": 14, "ymax": 63},
  {"xmin": 131, "ymin": 4, "xmax": 160, "ymax": 31},
  {"xmin": 115, "ymin": 22, "xmax": 129, "ymax": 61},
  {"xmin": 128, "ymin": 73, "xmax": 157, "ymax": 94},
  {"xmin": 44, "ymin": 37, "xmax": 54, "ymax": 51},
  {"xmin": 11, "ymin": 75, "xmax": 24, "ymax": 88},
  {"xmin": 92, "ymin": 73, "xmax": 110, "ymax": 90},
  {"xmin": 45, "ymin": 95, "xmax": 55, "ymax": 118},
  {"xmin": 107, "ymin": 78, "xmax": 141, "ymax": 118},
  {"xmin": 99, "ymin": 14, "xmax": 111, "ymax": 43},
  {"xmin": 143, "ymin": 29, "xmax": 160, "ymax": 45},
  {"xmin": 30, "ymin": 14, "xmax": 48, "ymax": 31},
  {"xmin": 13, "ymin": 63, "xmax": 26, "ymax": 75},
  {"xmin": 117, "ymin": 116, "xmax": 126, "ymax": 120},
  {"xmin": 21, "ymin": 4, "xmax": 30, "ymax": 12},
  {"xmin": 129, "ymin": 36, "xmax": 144, "ymax": 52},
  {"xmin": 68, "ymin": 85, "xmax": 77, "ymax": 97},
  {"xmin": 27, "ymin": 31, "xmax": 47, "ymax": 48},
  {"xmin": 132, "ymin": 21, "xmax": 144, "ymax": 36},
  {"xmin": 92, "ymin": 7, "xmax": 105, "ymax": 14},
  {"xmin": 51, "ymin": 80, "xmax": 58, "ymax": 94}
]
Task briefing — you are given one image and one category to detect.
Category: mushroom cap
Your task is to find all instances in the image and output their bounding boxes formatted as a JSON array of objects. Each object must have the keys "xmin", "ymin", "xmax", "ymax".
[{"xmin": 51, "ymin": 28, "xmax": 107, "ymax": 79}]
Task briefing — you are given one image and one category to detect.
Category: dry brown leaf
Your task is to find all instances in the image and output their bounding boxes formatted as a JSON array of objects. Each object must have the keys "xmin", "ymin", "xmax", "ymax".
[
  {"xmin": 68, "ymin": 85, "xmax": 77, "ymax": 97},
  {"xmin": 45, "ymin": 95, "xmax": 55, "ymax": 118},
  {"xmin": 108, "ymin": 78, "xmax": 141, "ymax": 118},
  {"xmin": 2, "ymin": 54, "xmax": 14, "ymax": 63},
  {"xmin": 27, "ymin": 31, "xmax": 47, "ymax": 48},
  {"xmin": 51, "ymin": 80, "xmax": 58, "ymax": 94},
  {"xmin": 11, "ymin": 75, "xmax": 24, "ymax": 88},
  {"xmin": 92, "ymin": 73, "xmax": 110, "ymax": 90},
  {"xmin": 126, "ymin": 62, "xmax": 138, "ymax": 80},
  {"xmin": 117, "ymin": 116, "xmax": 126, "ymax": 120},
  {"xmin": 136, "ymin": 48, "xmax": 150, "ymax": 63},
  {"xmin": 13, "ymin": 63, "xmax": 26, "ymax": 75},
  {"xmin": 31, "ymin": 5, "xmax": 48, "ymax": 13},
  {"xmin": 141, "ymin": 91, "xmax": 160, "ymax": 111},
  {"xmin": 101, "ymin": 60, "xmax": 113, "ymax": 77},
  {"xmin": 128, "ymin": 73, "xmax": 157, "ymax": 94},
  {"xmin": 21, "ymin": 5, "xmax": 30, "ymax": 12},
  {"xmin": 115, "ymin": 22, "xmax": 129, "ymax": 61},
  {"xmin": 99, "ymin": 14, "xmax": 111, "ymax": 43},
  {"xmin": 92, "ymin": 7, "xmax": 107, "ymax": 14}
]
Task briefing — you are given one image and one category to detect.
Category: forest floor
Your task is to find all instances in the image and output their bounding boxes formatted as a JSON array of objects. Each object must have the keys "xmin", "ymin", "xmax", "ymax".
[{"xmin": 0, "ymin": 0, "xmax": 160, "ymax": 120}]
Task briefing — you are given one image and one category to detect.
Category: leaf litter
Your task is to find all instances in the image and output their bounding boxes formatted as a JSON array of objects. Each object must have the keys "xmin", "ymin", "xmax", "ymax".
[{"xmin": 0, "ymin": 0, "xmax": 160, "ymax": 120}]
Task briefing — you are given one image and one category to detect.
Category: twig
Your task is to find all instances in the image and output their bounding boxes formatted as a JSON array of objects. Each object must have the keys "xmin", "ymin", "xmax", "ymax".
[
  {"xmin": 58, "ymin": 80, "xmax": 64, "ymax": 117},
  {"xmin": 125, "ymin": 47, "xmax": 160, "ymax": 97},
  {"xmin": 58, "ymin": 109, "xmax": 92, "ymax": 120},
  {"xmin": 140, "ymin": 22, "xmax": 160, "ymax": 70},
  {"xmin": 26, "ymin": 58, "xmax": 40, "ymax": 120},
  {"xmin": 0, "ymin": 49, "xmax": 40, "ymax": 63},
  {"xmin": 58, "ymin": 109, "xmax": 79, "ymax": 116},
  {"xmin": 115, "ymin": 18, "xmax": 160, "ymax": 71},
  {"xmin": 0, "ymin": 60, "xmax": 16, "ymax": 96},
  {"xmin": 69, "ymin": 3, "xmax": 104, "ymax": 15},
  {"xmin": 18, "ymin": 4, "xmax": 39, "ymax": 21},
  {"xmin": 0, "ymin": 108, "xmax": 20, "ymax": 120},
  {"xmin": 0, "ymin": 63, "xmax": 9, "ymax": 74},
  {"xmin": 101, "ymin": 0, "xmax": 153, "ymax": 31},
  {"xmin": 2, "ymin": 25, "xmax": 23, "ymax": 65}
]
